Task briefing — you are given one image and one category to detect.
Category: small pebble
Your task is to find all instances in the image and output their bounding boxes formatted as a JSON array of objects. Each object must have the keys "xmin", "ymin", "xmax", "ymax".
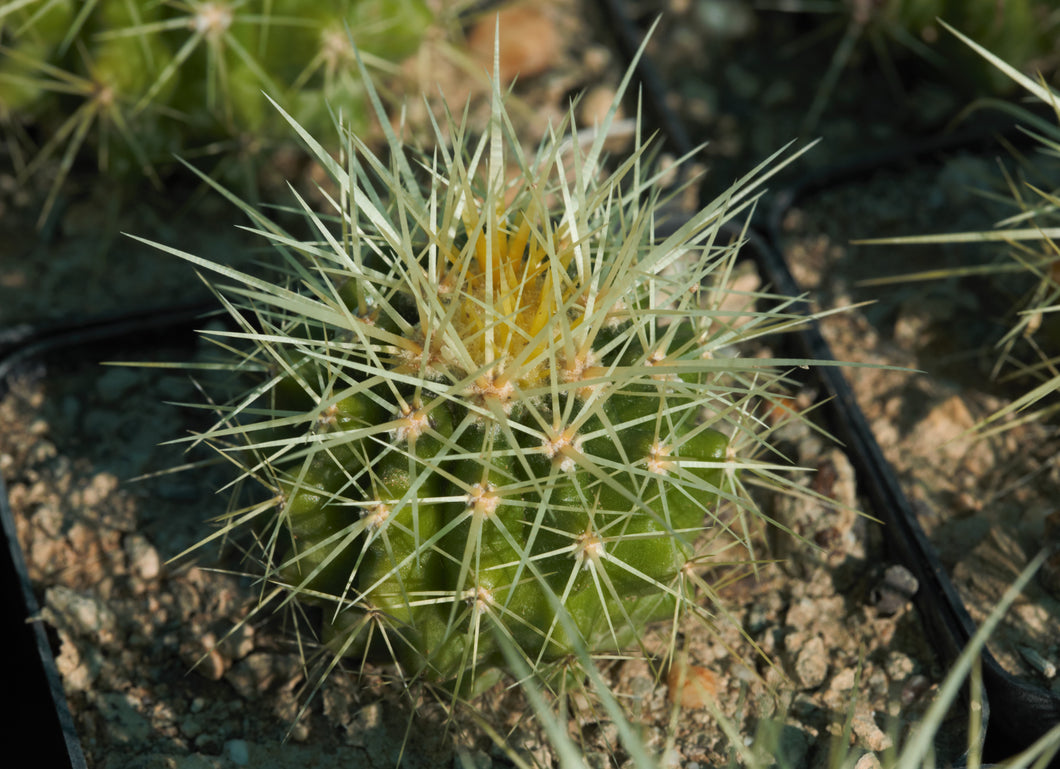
[
  {"xmin": 855, "ymin": 753, "xmax": 882, "ymax": 769},
  {"xmin": 668, "ymin": 661, "xmax": 720, "ymax": 708},
  {"xmin": 794, "ymin": 636, "xmax": 829, "ymax": 690},
  {"xmin": 466, "ymin": 4, "xmax": 558, "ymax": 83},
  {"xmin": 225, "ymin": 739, "xmax": 250, "ymax": 765},
  {"xmin": 870, "ymin": 565, "xmax": 918, "ymax": 616},
  {"xmin": 124, "ymin": 533, "xmax": 162, "ymax": 581}
]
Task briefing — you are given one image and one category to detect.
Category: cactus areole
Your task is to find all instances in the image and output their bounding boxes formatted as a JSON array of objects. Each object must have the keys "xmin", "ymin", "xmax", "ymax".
[{"xmin": 143, "ymin": 33, "xmax": 799, "ymax": 693}]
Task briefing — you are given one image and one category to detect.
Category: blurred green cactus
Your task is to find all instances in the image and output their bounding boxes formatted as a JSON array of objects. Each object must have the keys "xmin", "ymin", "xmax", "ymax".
[
  {"xmin": 887, "ymin": 0, "xmax": 1053, "ymax": 92},
  {"xmin": 788, "ymin": 0, "xmax": 1059, "ymax": 132},
  {"xmin": 0, "ymin": 0, "xmax": 433, "ymax": 222}
]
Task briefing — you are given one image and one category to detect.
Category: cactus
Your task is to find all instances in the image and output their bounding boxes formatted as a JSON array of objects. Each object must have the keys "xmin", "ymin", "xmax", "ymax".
[
  {"xmin": 138, "ymin": 30, "xmax": 820, "ymax": 700},
  {"xmin": 0, "ymin": 0, "xmax": 433, "ymax": 223},
  {"xmin": 784, "ymin": 0, "xmax": 1058, "ymax": 133}
]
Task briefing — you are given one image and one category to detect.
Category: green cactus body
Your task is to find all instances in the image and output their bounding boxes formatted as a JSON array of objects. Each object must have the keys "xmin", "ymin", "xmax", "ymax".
[
  {"xmin": 214, "ymin": 174, "xmax": 733, "ymax": 687},
  {"xmin": 878, "ymin": 0, "xmax": 1051, "ymax": 92},
  {"xmin": 280, "ymin": 238, "xmax": 726, "ymax": 687},
  {"xmin": 269, "ymin": 313, "xmax": 728, "ymax": 683},
  {"xmin": 0, "ymin": 37, "xmax": 53, "ymax": 113},
  {"xmin": 138, "ymin": 28, "xmax": 817, "ymax": 693},
  {"xmin": 0, "ymin": 1, "xmax": 74, "ymax": 114}
]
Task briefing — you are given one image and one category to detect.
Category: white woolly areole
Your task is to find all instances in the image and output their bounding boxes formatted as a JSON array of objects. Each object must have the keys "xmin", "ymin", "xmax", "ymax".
[
  {"xmin": 574, "ymin": 529, "xmax": 605, "ymax": 569},
  {"xmin": 362, "ymin": 502, "xmax": 391, "ymax": 530},
  {"xmin": 541, "ymin": 428, "xmax": 583, "ymax": 472},
  {"xmin": 647, "ymin": 441, "xmax": 674, "ymax": 475},
  {"xmin": 467, "ymin": 483, "xmax": 501, "ymax": 517},
  {"xmin": 193, "ymin": 2, "xmax": 233, "ymax": 36},
  {"xmin": 391, "ymin": 405, "xmax": 431, "ymax": 443}
]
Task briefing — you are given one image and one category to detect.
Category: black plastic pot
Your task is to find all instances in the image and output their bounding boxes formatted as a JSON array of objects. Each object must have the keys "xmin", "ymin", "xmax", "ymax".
[{"xmin": 2, "ymin": 468, "xmax": 86, "ymax": 769}]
